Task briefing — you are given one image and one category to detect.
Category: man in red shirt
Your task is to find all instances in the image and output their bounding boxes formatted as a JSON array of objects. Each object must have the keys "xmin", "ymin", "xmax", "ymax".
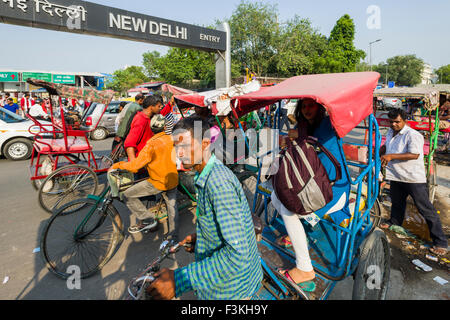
[
  {"xmin": 20, "ymin": 93, "xmax": 33, "ymax": 114},
  {"xmin": 124, "ymin": 95, "xmax": 163, "ymax": 161}
]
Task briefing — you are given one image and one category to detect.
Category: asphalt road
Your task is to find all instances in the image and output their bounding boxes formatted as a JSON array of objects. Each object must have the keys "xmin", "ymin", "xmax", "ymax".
[{"xmin": 0, "ymin": 137, "xmax": 448, "ymax": 300}]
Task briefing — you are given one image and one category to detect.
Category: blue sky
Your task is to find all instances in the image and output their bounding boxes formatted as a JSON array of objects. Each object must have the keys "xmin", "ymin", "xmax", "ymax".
[{"xmin": 0, "ymin": 0, "xmax": 448, "ymax": 74}]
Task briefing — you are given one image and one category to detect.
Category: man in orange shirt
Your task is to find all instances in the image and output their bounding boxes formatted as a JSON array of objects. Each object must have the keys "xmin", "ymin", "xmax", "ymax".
[{"xmin": 110, "ymin": 114, "xmax": 179, "ymax": 238}]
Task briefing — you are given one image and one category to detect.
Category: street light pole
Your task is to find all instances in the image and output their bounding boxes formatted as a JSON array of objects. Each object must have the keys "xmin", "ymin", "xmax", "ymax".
[
  {"xmin": 386, "ymin": 64, "xmax": 388, "ymax": 86},
  {"xmin": 369, "ymin": 39, "xmax": 382, "ymax": 71}
]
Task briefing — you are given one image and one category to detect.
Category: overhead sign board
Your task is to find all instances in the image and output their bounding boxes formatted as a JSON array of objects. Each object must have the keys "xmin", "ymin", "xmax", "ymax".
[
  {"xmin": 52, "ymin": 74, "xmax": 76, "ymax": 84},
  {"xmin": 0, "ymin": 0, "xmax": 227, "ymax": 52},
  {"xmin": 22, "ymin": 72, "xmax": 52, "ymax": 82},
  {"xmin": 0, "ymin": 71, "xmax": 19, "ymax": 82}
]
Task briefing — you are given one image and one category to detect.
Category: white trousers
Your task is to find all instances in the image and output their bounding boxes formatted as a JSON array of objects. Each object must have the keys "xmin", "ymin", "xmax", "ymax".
[{"xmin": 271, "ymin": 191, "xmax": 313, "ymax": 272}]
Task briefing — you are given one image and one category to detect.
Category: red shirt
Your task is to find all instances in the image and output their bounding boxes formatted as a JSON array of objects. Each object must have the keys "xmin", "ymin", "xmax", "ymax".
[
  {"xmin": 124, "ymin": 111, "xmax": 154, "ymax": 156},
  {"xmin": 160, "ymin": 103, "xmax": 172, "ymax": 116}
]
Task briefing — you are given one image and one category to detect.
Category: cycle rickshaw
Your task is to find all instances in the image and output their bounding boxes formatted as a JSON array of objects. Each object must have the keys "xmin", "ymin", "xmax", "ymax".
[
  {"xmin": 373, "ymin": 86, "xmax": 445, "ymax": 203},
  {"xmin": 25, "ymin": 78, "xmax": 117, "ymax": 213},
  {"xmin": 127, "ymin": 72, "xmax": 390, "ymax": 300}
]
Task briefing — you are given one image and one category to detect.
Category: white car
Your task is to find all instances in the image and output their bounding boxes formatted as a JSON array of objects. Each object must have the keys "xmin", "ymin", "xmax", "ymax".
[{"xmin": 0, "ymin": 106, "xmax": 50, "ymax": 161}]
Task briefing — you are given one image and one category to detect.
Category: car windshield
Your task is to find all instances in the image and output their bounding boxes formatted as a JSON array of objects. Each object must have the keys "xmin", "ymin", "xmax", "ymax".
[{"xmin": 0, "ymin": 106, "xmax": 26, "ymax": 123}]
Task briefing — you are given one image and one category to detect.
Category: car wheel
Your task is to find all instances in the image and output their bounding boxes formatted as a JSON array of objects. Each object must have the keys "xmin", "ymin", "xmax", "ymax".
[
  {"xmin": 3, "ymin": 138, "xmax": 33, "ymax": 161},
  {"xmin": 91, "ymin": 127, "xmax": 108, "ymax": 140}
]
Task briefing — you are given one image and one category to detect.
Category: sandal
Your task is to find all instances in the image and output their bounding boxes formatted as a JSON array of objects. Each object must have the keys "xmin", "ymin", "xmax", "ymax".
[
  {"xmin": 379, "ymin": 220, "xmax": 392, "ymax": 230},
  {"xmin": 278, "ymin": 269, "xmax": 316, "ymax": 292},
  {"xmin": 429, "ymin": 246, "xmax": 448, "ymax": 256},
  {"xmin": 276, "ymin": 235, "xmax": 293, "ymax": 248}
]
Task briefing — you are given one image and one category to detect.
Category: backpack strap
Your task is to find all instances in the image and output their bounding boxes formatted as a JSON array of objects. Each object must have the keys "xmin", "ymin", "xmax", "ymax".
[{"xmin": 305, "ymin": 136, "xmax": 342, "ymax": 183}]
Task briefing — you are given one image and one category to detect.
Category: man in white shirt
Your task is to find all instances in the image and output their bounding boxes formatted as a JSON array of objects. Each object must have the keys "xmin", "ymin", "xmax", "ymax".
[
  {"xmin": 380, "ymin": 109, "xmax": 447, "ymax": 255},
  {"xmin": 29, "ymin": 99, "xmax": 49, "ymax": 120}
]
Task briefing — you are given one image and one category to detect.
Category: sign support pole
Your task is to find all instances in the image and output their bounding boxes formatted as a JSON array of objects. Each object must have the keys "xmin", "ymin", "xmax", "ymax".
[{"xmin": 215, "ymin": 22, "xmax": 231, "ymax": 89}]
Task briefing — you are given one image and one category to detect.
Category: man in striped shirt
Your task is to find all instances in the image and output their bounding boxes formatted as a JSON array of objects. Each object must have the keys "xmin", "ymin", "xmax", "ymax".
[{"xmin": 147, "ymin": 116, "xmax": 263, "ymax": 300}]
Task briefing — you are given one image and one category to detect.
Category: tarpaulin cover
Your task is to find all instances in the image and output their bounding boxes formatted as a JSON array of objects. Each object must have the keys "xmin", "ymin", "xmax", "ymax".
[
  {"xmin": 26, "ymin": 79, "xmax": 114, "ymax": 105},
  {"xmin": 234, "ymin": 72, "xmax": 380, "ymax": 138},
  {"xmin": 173, "ymin": 81, "xmax": 261, "ymax": 113},
  {"xmin": 373, "ymin": 86, "xmax": 440, "ymax": 110}
]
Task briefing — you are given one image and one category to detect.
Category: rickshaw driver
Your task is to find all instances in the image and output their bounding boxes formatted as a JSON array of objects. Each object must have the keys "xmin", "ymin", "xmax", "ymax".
[
  {"xmin": 379, "ymin": 109, "xmax": 448, "ymax": 256},
  {"xmin": 146, "ymin": 116, "xmax": 263, "ymax": 300}
]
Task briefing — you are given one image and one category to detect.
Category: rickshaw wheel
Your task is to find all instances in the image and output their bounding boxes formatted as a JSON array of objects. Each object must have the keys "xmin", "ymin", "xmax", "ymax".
[
  {"xmin": 38, "ymin": 164, "xmax": 98, "ymax": 213},
  {"xmin": 369, "ymin": 199, "xmax": 382, "ymax": 232},
  {"xmin": 31, "ymin": 154, "xmax": 82, "ymax": 190},
  {"xmin": 352, "ymin": 229, "xmax": 390, "ymax": 300},
  {"xmin": 31, "ymin": 156, "xmax": 54, "ymax": 190},
  {"xmin": 236, "ymin": 172, "xmax": 263, "ymax": 215},
  {"xmin": 427, "ymin": 160, "xmax": 437, "ymax": 204}
]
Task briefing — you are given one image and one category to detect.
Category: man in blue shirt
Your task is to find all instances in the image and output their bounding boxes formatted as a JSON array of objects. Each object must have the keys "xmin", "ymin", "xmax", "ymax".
[
  {"xmin": 4, "ymin": 98, "xmax": 20, "ymax": 114},
  {"xmin": 147, "ymin": 116, "xmax": 263, "ymax": 300}
]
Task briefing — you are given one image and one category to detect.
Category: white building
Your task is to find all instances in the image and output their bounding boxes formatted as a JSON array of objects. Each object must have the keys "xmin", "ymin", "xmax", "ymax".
[{"xmin": 421, "ymin": 63, "xmax": 434, "ymax": 85}]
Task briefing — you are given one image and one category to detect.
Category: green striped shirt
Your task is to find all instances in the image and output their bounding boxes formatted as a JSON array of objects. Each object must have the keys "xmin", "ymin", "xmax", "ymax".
[{"xmin": 174, "ymin": 155, "xmax": 262, "ymax": 300}]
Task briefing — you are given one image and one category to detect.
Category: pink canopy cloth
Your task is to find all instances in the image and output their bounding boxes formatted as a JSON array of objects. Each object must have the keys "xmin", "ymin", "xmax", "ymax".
[
  {"xmin": 234, "ymin": 72, "xmax": 380, "ymax": 138},
  {"xmin": 161, "ymin": 84, "xmax": 195, "ymax": 95}
]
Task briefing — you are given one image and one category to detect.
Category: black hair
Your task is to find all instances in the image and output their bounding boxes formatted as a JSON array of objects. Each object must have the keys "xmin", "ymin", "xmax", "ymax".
[
  {"xmin": 388, "ymin": 108, "xmax": 407, "ymax": 121},
  {"xmin": 119, "ymin": 101, "xmax": 127, "ymax": 107},
  {"xmin": 293, "ymin": 99, "xmax": 326, "ymax": 135},
  {"xmin": 172, "ymin": 115, "xmax": 211, "ymax": 141},
  {"xmin": 142, "ymin": 95, "xmax": 163, "ymax": 109},
  {"xmin": 7, "ymin": 97, "xmax": 13, "ymax": 102},
  {"xmin": 135, "ymin": 93, "xmax": 145, "ymax": 101}
]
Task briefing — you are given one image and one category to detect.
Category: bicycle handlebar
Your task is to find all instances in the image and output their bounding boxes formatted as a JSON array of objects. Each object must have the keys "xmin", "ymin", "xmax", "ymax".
[{"xmin": 127, "ymin": 240, "xmax": 189, "ymax": 300}]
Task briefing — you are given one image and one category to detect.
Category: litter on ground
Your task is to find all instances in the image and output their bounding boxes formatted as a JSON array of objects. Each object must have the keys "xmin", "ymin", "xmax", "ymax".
[
  {"xmin": 433, "ymin": 276, "xmax": 448, "ymax": 286},
  {"xmin": 412, "ymin": 259, "xmax": 433, "ymax": 272}
]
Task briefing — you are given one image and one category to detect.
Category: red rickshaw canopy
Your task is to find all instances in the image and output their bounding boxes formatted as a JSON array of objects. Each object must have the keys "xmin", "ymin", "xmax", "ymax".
[{"xmin": 234, "ymin": 72, "xmax": 380, "ymax": 138}]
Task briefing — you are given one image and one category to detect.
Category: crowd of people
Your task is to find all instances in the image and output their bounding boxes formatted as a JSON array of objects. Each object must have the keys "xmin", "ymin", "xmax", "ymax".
[
  {"xmin": 103, "ymin": 91, "xmax": 448, "ymax": 301},
  {"xmin": 0, "ymin": 92, "xmax": 92, "ymax": 120}
]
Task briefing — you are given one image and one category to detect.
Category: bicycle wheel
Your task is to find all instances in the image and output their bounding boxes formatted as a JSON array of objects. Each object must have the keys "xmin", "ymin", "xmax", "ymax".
[
  {"xmin": 38, "ymin": 164, "xmax": 98, "ymax": 213},
  {"xmin": 40, "ymin": 198, "xmax": 124, "ymax": 279}
]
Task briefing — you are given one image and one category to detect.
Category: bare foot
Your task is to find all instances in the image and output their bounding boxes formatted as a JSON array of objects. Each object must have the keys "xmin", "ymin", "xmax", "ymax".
[{"xmin": 287, "ymin": 268, "xmax": 315, "ymax": 284}]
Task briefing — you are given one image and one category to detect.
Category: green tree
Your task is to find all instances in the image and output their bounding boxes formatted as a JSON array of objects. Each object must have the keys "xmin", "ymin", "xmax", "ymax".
[
  {"xmin": 275, "ymin": 16, "xmax": 328, "ymax": 76},
  {"xmin": 374, "ymin": 55, "xmax": 424, "ymax": 86},
  {"xmin": 314, "ymin": 14, "xmax": 366, "ymax": 73},
  {"xmin": 435, "ymin": 64, "xmax": 450, "ymax": 84},
  {"xmin": 226, "ymin": 1, "xmax": 279, "ymax": 76},
  {"xmin": 105, "ymin": 66, "xmax": 149, "ymax": 95},
  {"xmin": 143, "ymin": 48, "xmax": 216, "ymax": 87}
]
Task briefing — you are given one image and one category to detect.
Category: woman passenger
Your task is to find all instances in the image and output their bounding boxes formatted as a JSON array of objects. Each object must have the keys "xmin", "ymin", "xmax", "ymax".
[{"xmin": 272, "ymin": 98, "xmax": 327, "ymax": 291}]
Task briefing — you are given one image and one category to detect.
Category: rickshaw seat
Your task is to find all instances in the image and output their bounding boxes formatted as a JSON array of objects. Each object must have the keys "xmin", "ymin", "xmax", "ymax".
[{"xmin": 34, "ymin": 137, "xmax": 92, "ymax": 153}]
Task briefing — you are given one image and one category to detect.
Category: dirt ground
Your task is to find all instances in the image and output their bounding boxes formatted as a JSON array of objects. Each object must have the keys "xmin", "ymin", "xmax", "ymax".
[{"xmin": 376, "ymin": 151, "xmax": 450, "ymax": 299}]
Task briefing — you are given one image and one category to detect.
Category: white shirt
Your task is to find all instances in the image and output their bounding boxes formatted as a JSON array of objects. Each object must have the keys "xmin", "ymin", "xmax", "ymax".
[
  {"xmin": 384, "ymin": 125, "xmax": 426, "ymax": 183},
  {"xmin": 29, "ymin": 104, "xmax": 48, "ymax": 119}
]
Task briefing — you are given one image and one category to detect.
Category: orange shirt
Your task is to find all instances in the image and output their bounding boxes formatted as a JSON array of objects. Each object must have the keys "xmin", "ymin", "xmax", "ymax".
[{"xmin": 112, "ymin": 132, "xmax": 178, "ymax": 191}]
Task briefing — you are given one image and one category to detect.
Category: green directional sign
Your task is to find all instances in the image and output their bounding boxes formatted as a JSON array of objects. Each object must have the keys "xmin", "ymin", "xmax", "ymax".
[
  {"xmin": 53, "ymin": 74, "xmax": 76, "ymax": 84},
  {"xmin": 22, "ymin": 72, "xmax": 52, "ymax": 82},
  {"xmin": 0, "ymin": 72, "xmax": 19, "ymax": 82}
]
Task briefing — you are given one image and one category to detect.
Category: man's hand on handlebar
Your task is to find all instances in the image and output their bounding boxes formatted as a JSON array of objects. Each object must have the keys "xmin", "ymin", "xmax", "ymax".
[
  {"xmin": 146, "ymin": 268, "xmax": 176, "ymax": 300},
  {"xmin": 179, "ymin": 233, "xmax": 196, "ymax": 253}
]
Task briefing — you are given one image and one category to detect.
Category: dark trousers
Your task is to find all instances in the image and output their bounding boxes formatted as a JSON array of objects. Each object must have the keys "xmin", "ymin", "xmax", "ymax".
[
  {"xmin": 279, "ymin": 108, "xmax": 291, "ymax": 132},
  {"xmin": 389, "ymin": 181, "xmax": 447, "ymax": 248}
]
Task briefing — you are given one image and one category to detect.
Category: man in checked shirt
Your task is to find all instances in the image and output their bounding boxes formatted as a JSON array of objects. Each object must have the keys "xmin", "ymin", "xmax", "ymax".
[{"xmin": 147, "ymin": 116, "xmax": 263, "ymax": 300}]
